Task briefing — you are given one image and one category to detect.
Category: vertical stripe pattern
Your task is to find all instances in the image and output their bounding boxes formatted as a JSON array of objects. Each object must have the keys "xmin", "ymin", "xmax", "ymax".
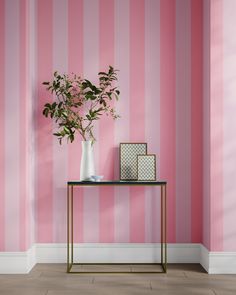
[
  {"xmin": 5, "ymin": 0, "xmax": 20, "ymax": 251},
  {"xmin": 20, "ymin": 0, "xmax": 30, "ymax": 251},
  {"xmin": 191, "ymin": 0, "xmax": 203, "ymax": 243},
  {"xmin": 129, "ymin": 0, "xmax": 146, "ymax": 242},
  {"xmin": 160, "ymin": 0, "xmax": 176, "ymax": 243},
  {"xmin": 0, "ymin": 0, "xmax": 5, "ymax": 251},
  {"xmin": 203, "ymin": 0, "xmax": 210, "ymax": 250},
  {"xmin": 175, "ymin": 0, "xmax": 191, "ymax": 243},
  {"xmin": 145, "ymin": 0, "xmax": 161, "ymax": 243},
  {"xmin": 223, "ymin": 0, "xmax": 236, "ymax": 251},
  {"xmin": 210, "ymin": 0, "xmax": 224, "ymax": 251},
  {"xmin": 114, "ymin": 0, "xmax": 130, "ymax": 243},
  {"xmin": 83, "ymin": 0, "xmax": 100, "ymax": 242},
  {"xmin": 99, "ymin": 0, "xmax": 115, "ymax": 243},
  {"xmin": 68, "ymin": 0, "xmax": 84, "ymax": 243},
  {"xmin": 52, "ymin": 0, "xmax": 68, "ymax": 243},
  {"xmin": 5, "ymin": 0, "xmax": 236, "ymax": 252},
  {"xmin": 0, "ymin": 0, "xmax": 33, "ymax": 252},
  {"xmin": 36, "ymin": 0, "xmax": 53, "ymax": 243}
]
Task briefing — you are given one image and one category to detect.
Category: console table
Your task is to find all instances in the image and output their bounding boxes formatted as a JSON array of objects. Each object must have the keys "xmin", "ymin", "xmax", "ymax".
[{"xmin": 67, "ymin": 181, "xmax": 167, "ymax": 274}]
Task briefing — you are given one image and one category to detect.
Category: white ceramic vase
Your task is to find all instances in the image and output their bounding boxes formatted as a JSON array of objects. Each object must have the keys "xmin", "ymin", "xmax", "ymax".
[{"xmin": 80, "ymin": 141, "xmax": 95, "ymax": 181}]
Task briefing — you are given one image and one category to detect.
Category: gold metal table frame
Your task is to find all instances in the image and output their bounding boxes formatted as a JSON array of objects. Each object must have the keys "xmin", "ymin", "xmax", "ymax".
[{"xmin": 67, "ymin": 181, "xmax": 167, "ymax": 274}]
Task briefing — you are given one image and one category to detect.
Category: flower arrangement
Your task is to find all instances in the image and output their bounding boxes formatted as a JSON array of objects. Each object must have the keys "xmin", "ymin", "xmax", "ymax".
[{"xmin": 42, "ymin": 66, "xmax": 120, "ymax": 144}]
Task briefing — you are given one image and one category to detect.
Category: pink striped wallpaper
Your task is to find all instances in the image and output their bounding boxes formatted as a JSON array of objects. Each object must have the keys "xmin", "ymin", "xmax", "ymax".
[
  {"xmin": 202, "ymin": 0, "xmax": 236, "ymax": 251},
  {"xmin": 0, "ymin": 0, "xmax": 203, "ymax": 250},
  {"xmin": 0, "ymin": 0, "xmax": 34, "ymax": 251},
  {"xmin": 35, "ymin": 0, "xmax": 203, "ymax": 245},
  {"xmin": 1, "ymin": 0, "xmax": 236, "ymax": 252}
]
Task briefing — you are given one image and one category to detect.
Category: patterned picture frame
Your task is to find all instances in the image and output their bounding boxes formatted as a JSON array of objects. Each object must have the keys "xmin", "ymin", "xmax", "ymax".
[
  {"xmin": 137, "ymin": 154, "xmax": 156, "ymax": 181},
  {"xmin": 119, "ymin": 143, "xmax": 147, "ymax": 180}
]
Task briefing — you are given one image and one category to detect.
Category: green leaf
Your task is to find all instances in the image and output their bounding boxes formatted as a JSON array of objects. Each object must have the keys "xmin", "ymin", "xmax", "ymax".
[
  {"xmin": 44, "ymin": 103, "xmax": 52, "ymax": 109},
  {"xmin": 114, "ymin": 93, "xmax": 119, "ymax": 101},
  {"xmin": 52, "ymin": 102, "xmax": 57, "ymax": 109},
  {"xmin": 69, "ymin": 133, "xmax": 74, "ymax": 143},
  {"xmin": 98, "ymin": 72, "xmax": 108, "ymax": 76},
  {"xmin": 62, "ymin": 111, "xmax": 68, "ymax": 118},
  {"xmin": 42, "ymin": 108, "xmax": 49, "ymax": 117},
  {"xmin": 53, "ymin": 132, "xmax": 62, "ymax": 136},
  {"xmin": 86, "ymin": 114, "xmax": 91, "ymax": 120},
  {"xmin": 64, "ymin": 126, "xmax": 70, "ymax": 134}
]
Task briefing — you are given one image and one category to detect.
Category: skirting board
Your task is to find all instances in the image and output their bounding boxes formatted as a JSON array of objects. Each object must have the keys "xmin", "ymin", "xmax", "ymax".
[
  {"xmin": 0, "ymin": 243, "xmax": 236, "ymax": 274},
  {"xmin": 36, "ymin": 243, "xmax": 200, "ymax": 264},
  {"xmin": 200, "ymin": 245, "xmax": 236, "ymax": 274},
  {"xmin": 0, "ymin": 246, "xmax": 36, "ymax": 274}
]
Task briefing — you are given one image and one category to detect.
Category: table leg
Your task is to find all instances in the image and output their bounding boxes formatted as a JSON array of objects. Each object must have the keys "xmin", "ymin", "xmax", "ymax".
[
  {"xmin": 67, "ymin": 185, "xmax": 70, "ymax": 272},
  {"xmin": 164, "ymin": 183, "xmax": 167, "ymax": 272},
  {"xmin": 161, "ymin": 185, "xmax": 163, "ymax": 266},
  {"xmin": 71, "ymin": 185, "xmax": 74, "ymax": 264}
]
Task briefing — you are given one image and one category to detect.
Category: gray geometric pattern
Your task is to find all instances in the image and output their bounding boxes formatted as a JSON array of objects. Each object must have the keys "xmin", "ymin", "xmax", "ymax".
[
  {"xmin": 137, "ymin": 155, "xmax": 156, "ymax": 181},
  {"xmin": 120, "ymin": 143, "xmax": 147, "ymax": 180}
]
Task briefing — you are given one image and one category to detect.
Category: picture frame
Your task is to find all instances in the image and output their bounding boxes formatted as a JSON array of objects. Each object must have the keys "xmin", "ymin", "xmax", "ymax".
[
  {"xmin": 119, "ymin": 143, "xmax": 147, "ymax": 180},
  {"xmin": 137, "ymin": 154, "xmax": 156, "ymax": 181}
]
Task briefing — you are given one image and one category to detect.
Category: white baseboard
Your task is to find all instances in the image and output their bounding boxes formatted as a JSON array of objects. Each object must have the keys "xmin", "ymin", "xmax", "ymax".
[
  {"xmin": 1, "ymin": 243, "xmax": 236, "ymax": 274},
  {"xmin": 35, "ymin": 243, "xmax": 200, "ymax": 264},
  {"xmin": 0, "ymin": 245, "xmax": 36, "ymax": 274},
  {"xmin": 200, "ymin": 245, "xmax": 236, "ymax": 274},
  {"xmin": 200, "ymin": 244, "xmax": 210, "ymax": 272}
]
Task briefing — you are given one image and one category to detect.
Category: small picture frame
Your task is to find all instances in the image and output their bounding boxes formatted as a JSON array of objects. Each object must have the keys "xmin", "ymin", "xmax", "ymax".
[
  {"xmin": 120, "ymin": 143, "xmax": 147, "ymax": 180},
  {"xmin": 137, "ymin": 154, "xmax": 156, "ymax": 181}
]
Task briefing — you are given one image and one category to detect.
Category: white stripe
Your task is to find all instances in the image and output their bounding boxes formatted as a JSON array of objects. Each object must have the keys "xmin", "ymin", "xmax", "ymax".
[
  {"xmin": 223, "ymin": 0, "xmax": 236, "ymax": 251},
  {"xmin": 5, "ymin": 0, "xmax": 20, "ymax": 251},
  {"xmin": 175, "ymin": 0, "xmax": 191, "ymax": 243},
  {"xmin": 52, "ymin": 0, "xmax": 68, "ymax": 243},
  {"xmin": 83, "ymin": 0, "xmax": 99, "ymax": 242},
  {"xmin": 114, "ymin": 0, "xmax": 130, "ymax": 242},
  {"xmin": 145, "ymin": 0, "xmax": 161, "ymax": 243}
]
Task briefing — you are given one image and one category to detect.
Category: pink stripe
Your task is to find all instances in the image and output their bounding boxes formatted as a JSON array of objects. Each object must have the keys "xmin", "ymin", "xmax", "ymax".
[
  {"xmin": 145, "ymin": 0, "xmax": 161, "ymax": 243},
  {"xmin": 129, "ymin": 0, "xmax": 145, "ymax": 242},
  {"xmin": 0, "ymin": 0, "xmax": 5, "ymax": 251},
  {"xmin": 160, "ymin": 0, "xmax": 176, "ymax": 243},
  {"xmin": 203, "ymin": 0, "xmax": 210, "ymax": 249},
  {"xmin": 83, "ymin": 0, "xmax": 99, "ymax": 242},
  {"xmin": 36, "ymin": 0, "xmax": 53, "ymax": 243},
  {"xmin": 19, "ymin": 0, "xmax": 30, "ymax": 251},
  {"xmin": 223, "ymin": 0, "xmax": 236, "ymax": 251},
  {"xmin": 210, "ymin": 0, "xmax": 224, "ymax": 251},
  {"xmin": 99, "ymin": 0, "xmax": 115, "ymax": 243},
  {"xmin": 68, "ymin": 0, "xmax": 84, "ymax": 243},
  {"xmin": 191, "ymin": 0, "xmax": 203, "ymax": 243},
  {"xmin": 176, "ymin": 0, "xmax": 191, "ymax": 243},
  {"xmin": 28, "ymin": 0, "xmax": 36, "ymax": 248},
  {"xmin": 114, "ymin": 0, "xmax": 130, "ymax": 243}
]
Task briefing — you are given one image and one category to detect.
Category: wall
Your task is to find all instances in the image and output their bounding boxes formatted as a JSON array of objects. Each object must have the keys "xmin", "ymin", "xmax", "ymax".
[
  {"xmin": 222, "ymin": 0, "xmax": 236, "ymax": 252},
  {"xmin": 203, "ymin": 0, "xmax": 236, "ymax": 252},
  {"xmin": 0, "ymin": 0, "xmax": 35, "ymax": 251},
  {"xmin": 0, "ymin": 0, "xmax": 236, "ymax": 273},
  {"xmin": 35, "ymin": 0, "xmax": 203, "ymax": 245},
  {"xmin": 0, "ymin": 0, "xmax": 204, "ymax": 251}
]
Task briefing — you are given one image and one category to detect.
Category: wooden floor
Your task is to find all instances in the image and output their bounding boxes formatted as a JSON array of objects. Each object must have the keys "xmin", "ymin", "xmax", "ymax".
[{"xmin": 0, "ymin": 264, "xmax": 236, "ymax": 295}]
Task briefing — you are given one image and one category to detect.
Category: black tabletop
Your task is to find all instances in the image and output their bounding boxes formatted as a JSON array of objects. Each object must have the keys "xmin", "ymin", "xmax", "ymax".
[{"xmin": 67, "ymin": 180, "xmax": 167, "ymax": 186}]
